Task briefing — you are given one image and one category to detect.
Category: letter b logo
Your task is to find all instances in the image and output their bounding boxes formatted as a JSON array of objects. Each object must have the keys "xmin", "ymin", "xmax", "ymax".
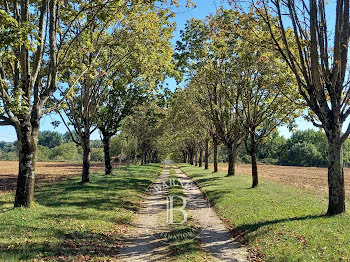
[{"xmin": 166, "ymin": 195, "xmax": 188, "ymax": 224}]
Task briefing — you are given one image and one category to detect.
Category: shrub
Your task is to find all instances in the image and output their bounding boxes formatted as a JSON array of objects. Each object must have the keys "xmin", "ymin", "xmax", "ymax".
[
  {"xmin": 239, "ymin": 154, "xmax": 251, "ymax": 164},
  {"xmin": 287, "ymin": 142, "xmax": 323, "ymax": 167},
  {"xmin": 50, "ymin": 143, "xmax": 79, "ymax": 161},
  {"xmin": 91, "ymin": 148, "xmax": 104, "ymax": 162},
  {"xmin": 0, "ymin": 151, "xmax": 18, "ymax": 161},
  {"xmin": 259, "ymin": 158, "xmax": 279, "ymax": 165},
  {"xmin": 37, "ymin": 145, "xmax": 50, "ymax": 161}
]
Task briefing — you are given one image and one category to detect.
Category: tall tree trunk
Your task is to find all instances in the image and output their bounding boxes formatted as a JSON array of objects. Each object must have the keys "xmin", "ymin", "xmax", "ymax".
[
  {"xmin": 250, "ymin": 135, "xmax": 258, "ymax": 188},
  {"xmin": 199, "ymin": 148, "xmax": 203, "ymax": 167},
  {"xmin": 227, "ymin": 143, "xmax": 236, "ymax": 177},
  {"xmin": 141, "ymin": 148, "xmax": 146, "ymax": 165},
  {"xmin": 195, "ymin": 147, "xmax": 198, "ymax": 166},
  {"xmin": 81, "ymin": 136, "xmax": 91, "ymax": 183},
  {"xmin": 134, "ymin": 152, "xmax": 138, "ymax": 164},
  {"xmin": 14, "ymin": 124, "xmax": 39, "ymax": 207},
  {"xmin": 102, "ymin": 133, "xmax": 112, "ymax": 175},
  {"xmin": 326, "ymin": 129, "xmax": 345, "ymax": 215},
  {"xmin": 213, "ymin": 134, "xmax": 218, "ymax": 172},
  {"xmin": 204, "ymin": 139, "xmax": 209, "ymax": 170},
  {"xmin": 189, "ymin": 146, "xmax": 194, "ymax": 165},
  {"xmin": 182, "ymin": 151, "xmax": 187, "ymax": 163},
  {"xmin": 146, "ymin": 151, "xmax": 151, "ymax": 164}
]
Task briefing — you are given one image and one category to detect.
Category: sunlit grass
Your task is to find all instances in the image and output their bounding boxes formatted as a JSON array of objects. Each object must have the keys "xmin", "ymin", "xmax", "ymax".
[
  {"xmin": 180, "ymin": 164, "xmax": 350, "ymax": 262},
  {"xmin": 0, "ymin": 164, "xmax": 162, "ymax": 261}
]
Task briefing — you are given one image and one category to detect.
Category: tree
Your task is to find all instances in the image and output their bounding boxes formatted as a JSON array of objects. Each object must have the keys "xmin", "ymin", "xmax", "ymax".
[
  {"xmin": 239, "ymin": 0, "xmax": 350, "ymax": 214},
  {"xmin": 58, "ymin": 18, "xmax": 116, "ymax": 183},
  {"xmin": 50, "ymin": 142, "xmax": 79, "ymax": 161},
  {"xmin": 257, "ymin": 131, "xmax": 287, "ymax": 160},
  {"xmin": 220, "ymin": 11, "xmax": 302, "ymax": 187},
  {"xmin": 0, "ymin": 0, "xmax": 117, "ymax": 207},
  {"xmin": 166, "ymin": 87, "xmax": 209, "ymax": 167},
  {"xmin": 96, "ymin": 3, "xmax": 175, "ymax": 174},
  {"xmin": 288, "ymin": 142, "xmax": 323, "ymax": 167},
  {"xmin": 123, "ymin": 101, "xmax": 166, "ymax": 165},
  {"xmin": 187, "ymin": 15, "xmax": 249, "ymax": 176},
  {"xmin": 98, "ymin": 86, "xmax": 141, "ymax": 174},
  {"xmin": 59, "ymin": 2, "xmax": 175, "ymax": 179},
  {"xmin": 176, "ymin": 16, "xmax": 246, "ymax": 176},
  {"xmin": 38, "ymin": 131, "xmax": 62, "ymax": 149}
]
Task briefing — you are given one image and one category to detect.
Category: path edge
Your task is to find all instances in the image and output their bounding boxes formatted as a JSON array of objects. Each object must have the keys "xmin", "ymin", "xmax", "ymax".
[{"xmin": 176, "ymin": 164, "xmax": 252, "ymax": 257}]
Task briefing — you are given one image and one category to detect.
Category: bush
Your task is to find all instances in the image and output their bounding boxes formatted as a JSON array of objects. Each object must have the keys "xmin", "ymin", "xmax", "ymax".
[
  {"xmin": 91, "ymin": 148, "xmax": 104, "ymax": 162},
  {"xmin": 50, "ymin": 143, "xmax": 79, "ymax": 161},
  {"xmin": 0, "ymin": 151, "xmax": 18, "ymax": 161},
  {"xmin": 259, "ymin": 158, "xmax": 279, "ymax": 165},
  {"xmin": 287, "ymin": 142, "xmax": 323, "ymax": 167},
  {"xmin": 239, "ymin": 154, "xmax": 251, "ymax": 164},
  {"xmin": 37, "ymin": 145, "xmax": 50, "ymax": 161}
]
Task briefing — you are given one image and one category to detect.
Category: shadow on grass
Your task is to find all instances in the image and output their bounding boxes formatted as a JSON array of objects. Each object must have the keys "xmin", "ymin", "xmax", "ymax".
[
  {"xmin": 36, "ymin": 176, "xmax": 154, "ymax": 212},
  {"xmin": 0, "ymin": 230, "xmax": 120, "ymax": 261},
  {"xmin": 236, "ymin": 214, "xmax": 325, "ymax": 233},
  {"xmin": 0, "ymin": 164, "xmax": 162, "ymax": 261}
]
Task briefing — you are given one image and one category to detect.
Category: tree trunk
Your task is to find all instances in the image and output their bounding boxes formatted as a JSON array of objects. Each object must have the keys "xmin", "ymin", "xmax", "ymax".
[
  {"xmin": 227, "ymin": 143, "xmax": 236, "ymax": 177},
  {"xmin": 141, "ymin": 148, "xmax": 146, "ymax": 165},
  {"xmin": 195, "ymin": 147, "xmax": 198, "ymax": 166},
  {"xmin": 14, "ymin": 124, "xmax": 39, "ymax": 207},
  {"xmin": 134, "ymin": 152, "xmax": 137, "ymax": 164},
  {"xmin": 205, "ymin": 139, "xmax": 209, "ymax": 170},
  {"xmin": 146, "ymin": 151, "xmax": 151, "ymax": 164},
  {"xmin": 102, "ymin": 134, "xmax": 112, "ymax": 175},
  {"xmin": 182, "ymin": 151, "xmax": 187, "ymax": 163},
  {"xmin": 199, "ymin": 148, "xmax": 203, "ymax": 167},
  {"xmin": 326, "ymin": 129, "xmax": 345, "ymax": 215},
  {"xmin": 250, "ymin": 135, "xmax": 258, "ymax": 188},
  {"xmin": 82, "ymin": 137, "xmax": 91, "ymax": 183},
  {"xmin": 213, "ymin": 134, "xmax": 218, "ymax": 172},
  {"xmin": 189, "ymin": 147, "xmax": 194, "ymax": 165}
]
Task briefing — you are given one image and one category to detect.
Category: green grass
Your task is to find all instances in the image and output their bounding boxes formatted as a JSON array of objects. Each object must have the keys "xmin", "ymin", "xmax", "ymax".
[
  {"xmin": 166, "ymin": 167, "xmax": 207, "ymax": 262},
  {"xmin": 0, "ymin": 164, "xmax": 162, "ymax": 261},
  {"xmin": 180, "ymin": 164, "xmax": 350, "ymax": 262}
]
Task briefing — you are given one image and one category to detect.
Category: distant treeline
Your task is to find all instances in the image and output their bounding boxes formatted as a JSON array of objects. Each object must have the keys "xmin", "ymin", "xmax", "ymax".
[
  {"xmin": 0, "ymin": 131, "xmax": 104, "ymax": 162},
  {"xmin": 2, "ymin": 129, "xmax": 348, "ymax": 168},
  {"xmin": 217, "ymin": 129, "xmax": 350, "ymax": 168}
]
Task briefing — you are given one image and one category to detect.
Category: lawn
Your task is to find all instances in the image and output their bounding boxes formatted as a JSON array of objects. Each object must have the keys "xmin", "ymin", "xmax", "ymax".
[
  {"xmin": 0, "ymin": 164, "xmax": 162, "ymax": 261},
  {"xmin": 180, "ymin": 164, "xmax": 350, "ymax": 262}
]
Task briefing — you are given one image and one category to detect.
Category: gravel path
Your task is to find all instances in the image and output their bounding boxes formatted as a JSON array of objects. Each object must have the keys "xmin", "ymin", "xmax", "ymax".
[
  {"xmin": 118, "ymin": 165, "xmax": 248, "ymax": 262},
  {"xmin": 174, "ymin": 166, "xmax": 248, "ymax": 262},
  {"xmin": 118, "ymin": 166, "xmax": 170, "ymax": 262}
]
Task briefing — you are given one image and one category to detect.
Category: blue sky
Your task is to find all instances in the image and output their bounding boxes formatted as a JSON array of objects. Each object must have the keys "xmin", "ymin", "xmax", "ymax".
[{"xmin": 0, "ymin": 0, "xmax": 318, "ymax": 142}]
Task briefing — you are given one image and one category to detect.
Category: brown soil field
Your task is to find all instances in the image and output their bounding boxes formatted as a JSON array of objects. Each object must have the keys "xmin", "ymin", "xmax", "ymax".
[
  {"xmin": 3, "ymin": 160, "xmax": 349, "ymax": 198},
  {"xmin": 0, "ymin": 161, "xmax": 108, "ymax": 193},
  {"xmin": 211, "ymin": 163, "xmax": 350, "ymax": 197}
]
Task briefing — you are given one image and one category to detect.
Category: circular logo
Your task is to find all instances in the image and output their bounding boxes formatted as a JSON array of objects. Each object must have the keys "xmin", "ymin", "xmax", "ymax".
[{"xmin": 141, "ymin": 167, "xmax": 211, "ymax": 243}]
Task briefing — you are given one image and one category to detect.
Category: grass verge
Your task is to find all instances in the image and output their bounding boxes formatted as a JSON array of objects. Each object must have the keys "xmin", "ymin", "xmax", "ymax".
[
  {"xmin": 180, "ymin": 164, "xmax": 350, "ymax": 262},
  {"xmin": 0, "ymin": 164, "xmax": 162, "ymax": 261},
  {"xmin": 166, "ymin": 167, "xmax": 208, "ymax": 262}
]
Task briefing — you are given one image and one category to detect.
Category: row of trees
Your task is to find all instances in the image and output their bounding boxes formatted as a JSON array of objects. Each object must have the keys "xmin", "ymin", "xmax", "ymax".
[
  {"xmin": 0, "ymin": 0, "xmax": 187, "ymax": 207},
  {"xmin": 1, "ymin": 0, "xmax": 349, "ymax": 218},
  {"xmin": 95, "ymin": 0, "xmax": 350, "ymax": 217},
  {"xmin": 170, "ymin": 9, "xmax": 301, "ymax": 188},
  {"xmin": 166, "ymin": 0, "xmax": 350, "ymax": 216}
]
